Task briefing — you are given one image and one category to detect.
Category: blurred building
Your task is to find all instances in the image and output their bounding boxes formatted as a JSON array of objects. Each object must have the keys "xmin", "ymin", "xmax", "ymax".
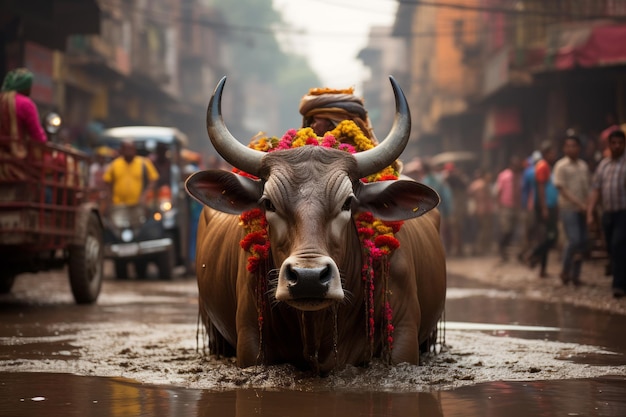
[
  {"xmin": 61, "ymin": 0, "xmax": 231, "ymax": 152},
  {"xmin": 377, "ymin": 0, "xmax": 626, "ymax": 171},
  {"xmin": 0, "ymin": 0, "xmax": 101, "ymax": 117},
  {"xmin": 357, "ymin": 26, "xmax": 407, "ymax": 141},
  {"xmin": 1, "ymin": 0, "xmax": 234, "ymax": 154}
]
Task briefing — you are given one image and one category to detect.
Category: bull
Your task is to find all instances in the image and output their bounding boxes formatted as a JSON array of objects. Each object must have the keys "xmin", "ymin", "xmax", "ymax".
[{"xmin": 186, "ymin": 76, "xmax": 446, "ymax": 373}]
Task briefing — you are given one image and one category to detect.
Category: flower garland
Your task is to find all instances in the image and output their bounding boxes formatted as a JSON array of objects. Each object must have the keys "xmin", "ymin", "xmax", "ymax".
[{"xmin": 236, "ymin": 120, "xmax": 402, "ymax": 360}]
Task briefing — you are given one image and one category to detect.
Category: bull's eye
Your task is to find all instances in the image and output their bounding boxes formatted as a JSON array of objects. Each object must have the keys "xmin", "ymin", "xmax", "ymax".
[
  {"xmin": 341, "ymin": 196, "xmax": 353, "ymax": 212},
  {"xmin": 263, "ymin": 198, "xmax": 276, "ymax": 212}
]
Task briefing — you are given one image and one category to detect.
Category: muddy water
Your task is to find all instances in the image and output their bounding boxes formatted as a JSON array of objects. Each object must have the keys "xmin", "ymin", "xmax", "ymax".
[
  {"xmin": 445, "ymin": 285, "xmax": 626, "ymax": 365},
  {"xmin": 1, "ymin": 273, "xmax": 626, "ymax": 416},
  {"xmin": 1, "ymin": 372, "xmax": 625, "ymax": 417}
]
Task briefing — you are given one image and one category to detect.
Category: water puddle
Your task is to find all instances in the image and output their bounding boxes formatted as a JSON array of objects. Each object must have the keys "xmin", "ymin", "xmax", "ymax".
[{"xmin": 1, "ymin": 372, "xmax": 625, "ymax": 417}]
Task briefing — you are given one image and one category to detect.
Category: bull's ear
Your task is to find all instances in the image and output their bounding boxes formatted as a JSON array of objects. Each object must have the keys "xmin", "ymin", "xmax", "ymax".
[
  {"xmin": 185, "ymin": 170, "xmax": 263, "ymax": 214},
  {"xmin": 356, "ymin": 179, "xmax": 440, "ymax": 221}
]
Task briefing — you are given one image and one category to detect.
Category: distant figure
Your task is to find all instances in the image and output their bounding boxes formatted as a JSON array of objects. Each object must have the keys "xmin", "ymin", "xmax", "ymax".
[
  {"xmin": 587, "ymin": 129, "xmax": 626, "ymax": 298},
  {"xmin": 299, "ymin": 86, "xmax": 377, "ymax": 141},
  {"xmin": 526, "ymin": 141, "xmax": 559, "ymax": 278},
  {"xmin": 443, "ymin": 162, "xmax": 470, "ymax": 257},
  {"xmin": 419, "ymin": 161, "xmax": 452, "ymax": 245},
  {"xmin": 0, "ymin": 67, "xmax": 47, "ymax": 144},
  {"xmin": 553, "ymin": 135, "xmax": 590, "ymax": 286},
  {"xmin": 103, "ymin": 141, "xmax": 159, "ymax": 208},
  {"xmin": 517, "ymin": 151, "xmax": 542, "ymax": 263},
  {"xmin": 152, "ymin": 142, "xmax": 172, "ymax": 188},
  {"xmin": 89, "ymin": 147, "xmax": 111, "ymax": 189},
  {"xmin": 495, "ymin": 155, "xmax": 523, "ymax": 262},
  {"xmin": 468, "ymin": 169, "xmax": 495, "ymax": 256}
]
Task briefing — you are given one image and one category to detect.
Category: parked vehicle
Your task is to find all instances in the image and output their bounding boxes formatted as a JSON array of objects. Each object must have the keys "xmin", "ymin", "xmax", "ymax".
[
  {"xmin": 97, "ymin": 126, "xmax": 191, "ymax": 280},
  {"xmin": 0, "ymin": 122, "xmax": 104, "ymax": 303}
]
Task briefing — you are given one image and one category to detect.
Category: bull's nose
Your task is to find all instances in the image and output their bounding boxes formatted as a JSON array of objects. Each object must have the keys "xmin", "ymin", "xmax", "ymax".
[{"xmin": 286, "ymin": 265, "xmax": 331, "ymax": 299}]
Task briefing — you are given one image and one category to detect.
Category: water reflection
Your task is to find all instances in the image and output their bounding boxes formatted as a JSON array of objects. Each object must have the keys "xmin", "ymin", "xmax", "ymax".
[
  {"xmin": 446, "ymin": 278, "xmax": 626, "ymax": 358},
  {"xmin": 1, "ymin": 373, "xmax": 625, "ymax": 417},
  {"xmin": 195, "ymin": 390, "xmax": 443, "ymax": 417}
]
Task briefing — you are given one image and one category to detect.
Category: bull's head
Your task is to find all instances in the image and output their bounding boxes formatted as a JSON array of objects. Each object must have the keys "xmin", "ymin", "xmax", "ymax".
[{"xmin": 186, "ymin": 77, "xmax": 439, "ymax": 311}]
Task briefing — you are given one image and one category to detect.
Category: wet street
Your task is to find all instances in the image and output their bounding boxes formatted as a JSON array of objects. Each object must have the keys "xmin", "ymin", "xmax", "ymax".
[{"xmin": 1, "ymin": 261, "xmax": 625, "ymax": 416}]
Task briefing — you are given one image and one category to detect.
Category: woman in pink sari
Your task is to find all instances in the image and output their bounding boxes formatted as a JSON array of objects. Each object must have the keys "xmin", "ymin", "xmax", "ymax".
[
  {"xmin": 0, "ymin": 67, "xmax": 47, "ymax": 143},
  {"xmin": 0, "ymin": 68, "xmax": 48, "ymax": 180}
]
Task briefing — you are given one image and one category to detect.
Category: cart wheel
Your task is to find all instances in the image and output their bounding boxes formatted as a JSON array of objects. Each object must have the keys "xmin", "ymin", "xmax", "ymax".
[
  {"xmin": 68, "ymin": 211, "xmax": 104, "ymax": 304},
  {"xmin": 157, "ymin": 248, "xmax": 174, "ymax": 280},
  {"xmin": 114, "ymin": 260, "xmax": 129, "ymax": 280},
  {"xmin": 0, "ymin": 274, "xmax": 16, "ymax": 294}
]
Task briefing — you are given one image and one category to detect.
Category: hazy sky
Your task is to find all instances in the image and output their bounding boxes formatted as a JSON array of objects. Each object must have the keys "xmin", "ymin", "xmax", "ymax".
[{"xmin": 273, "ymin": 0, "xmax": 398, "ymax": 91}]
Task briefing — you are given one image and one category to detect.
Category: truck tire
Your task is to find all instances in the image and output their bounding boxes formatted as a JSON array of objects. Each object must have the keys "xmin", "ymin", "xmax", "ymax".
[{"xmin": 68, "ymin": 211, "xmax": 104, "ymax": 304}]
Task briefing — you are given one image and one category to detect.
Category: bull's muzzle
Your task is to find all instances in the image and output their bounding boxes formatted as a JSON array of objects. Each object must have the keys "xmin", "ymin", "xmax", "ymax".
[{"xmin": 276, "ymin": 256, "xmax": 344, "ymax": 311}]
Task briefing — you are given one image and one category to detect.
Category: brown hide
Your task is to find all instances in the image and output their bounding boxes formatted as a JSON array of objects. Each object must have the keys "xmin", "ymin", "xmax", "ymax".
[{"xmin": 195, "ymin": 205, "xmax": 446, "ymax": 372}]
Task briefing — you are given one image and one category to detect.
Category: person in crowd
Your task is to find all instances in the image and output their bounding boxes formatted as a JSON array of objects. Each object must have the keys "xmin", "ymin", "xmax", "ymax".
[
  {"xmin": 418, "ymin": 161, "xmax": 453, "ymax": 246},
  {"xmin": 468, "ymin": 168, "xmax": 495, "ymax": 256},
  {"xmin": 299, "ymin": 86, "xmax": 377, "ymax": 141},
  {"xmin": 103, "ymin": 140, "xmax": 159, "ymax": 209},
  {"xmin": 152, "ymin": 142, "xmax": 172, "ymax": 188},
  {"xmin": 599, "ymin": 113, "xmax": 620, "ymax": 159},
  {"xmin": 517, "ymin": 151, "xmax": 542, "ymax": 263},
  {"xmin": 443, "ymin": 162, "xmax": 470, "ymax": 257},
  {"xmin": 298, "ymin": 85, "xmax": 406, "ymax": 177},
  {"xmin": 587, "ymin": 129, "xmax": 626, "ymax": 298},
  {"xmin": 553, "ymin": 135, "xmax": 590, "ymax": 286},
  {"xmin": 89, "ymin": 147, "xmax": 112, "ymax": 189},
  {"xmin": 495, "ymin": 155, "xmax": 523, "ymax": 262},
  {"xmin": 0, "ymin": 67, "xmax": 47, "ymax": 144},
  {"xmin": 526, "ymin": 141, "xmax": 559, "ymax": 278}
]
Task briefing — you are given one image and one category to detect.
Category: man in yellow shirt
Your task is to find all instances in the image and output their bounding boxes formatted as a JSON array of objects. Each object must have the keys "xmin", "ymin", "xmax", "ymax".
[{"xmin": 103, "ymin": 141, "xmax": 159, "ymax": 206}]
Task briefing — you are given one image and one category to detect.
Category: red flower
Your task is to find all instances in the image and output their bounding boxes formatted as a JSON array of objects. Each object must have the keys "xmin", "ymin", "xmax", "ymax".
[
  {"xmin": 356, "ymin": 212, "xmax": 375, "ymax": 224},
  {"xmin": 240, "ymin": 208, "xmax": 263, "ymax": 223},
  {"xmin": 385, "ymin": 221, "xmax": 404, "ymax": 233},
  {"xmin": 240, "ymin": 230, "xmax": 267, "ymax": 251},
  {"xmin": 374, "ymin": 235, "xmax": 400, "ymax": 250}
]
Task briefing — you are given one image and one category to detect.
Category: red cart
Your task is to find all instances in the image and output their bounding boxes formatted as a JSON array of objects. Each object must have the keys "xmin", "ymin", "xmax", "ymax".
[{"xmin": 0, "ymin": 136, "xmax": 104, "ymax": 303}]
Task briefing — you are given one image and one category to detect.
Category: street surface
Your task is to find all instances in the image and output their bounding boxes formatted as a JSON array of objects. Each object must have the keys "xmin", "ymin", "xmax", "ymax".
[{"xmin": 0, "ymin": 256, "xmax": 625, "ymax": 416}]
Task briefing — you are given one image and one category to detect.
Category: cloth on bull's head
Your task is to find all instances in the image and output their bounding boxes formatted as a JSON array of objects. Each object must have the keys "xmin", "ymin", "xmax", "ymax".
[
  {"xmin": 237, "ymin": 120, "xmax": 402, "ymax": 359},
  {"xmin": 1, "ymin": 68, "xmax": 34, "ymax": 93},
  {"xmin": 299, "ymin": 86, "xmax": 378, "ymax": 144}
]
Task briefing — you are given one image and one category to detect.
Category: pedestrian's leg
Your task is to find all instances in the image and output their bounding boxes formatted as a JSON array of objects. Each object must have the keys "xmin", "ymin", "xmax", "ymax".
[
  {"xmin": 529, "ymin": 211, "xmax": 549, "ymax": 268},
  {"xmin": 498, "ymin": 208, "xmax": 513, "ymax": 261},
  {"xmin": 609, "ymin": 211, "xmax": 626, "ymax": 297},
  {"xmin": 571, "ymin": 213, "xmax": 587, "ymax": 285},
  {"xmin": 560, "ymin": 210, "xmax": 577, "ymax": 283}
]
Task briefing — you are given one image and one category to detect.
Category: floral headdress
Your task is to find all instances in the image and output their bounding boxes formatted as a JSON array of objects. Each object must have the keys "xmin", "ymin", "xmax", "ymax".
[{"xmin": 237, "ymin": 120, "xmax": 402, "ymax": 361}]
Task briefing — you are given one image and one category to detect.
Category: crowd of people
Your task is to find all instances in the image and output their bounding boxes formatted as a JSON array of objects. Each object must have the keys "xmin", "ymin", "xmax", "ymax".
[{"xmin": 406, "ymin": 130, "xmax": 626, "ymax": 299}]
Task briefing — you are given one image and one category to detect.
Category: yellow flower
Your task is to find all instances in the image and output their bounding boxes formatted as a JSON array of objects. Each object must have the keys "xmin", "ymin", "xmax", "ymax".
[{"xmin": 292, "ymin": 127, "xmax": 317, "ymax": 147}]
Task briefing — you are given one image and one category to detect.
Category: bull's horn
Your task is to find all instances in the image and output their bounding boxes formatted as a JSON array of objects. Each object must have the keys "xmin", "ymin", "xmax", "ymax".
[
  {"xmin": 354, "ymin": 76, "xmax": 411, "ymax": 178},
  {"xmin": 206, "ymin": 76, "xmax": 264, "ymax": 177}
]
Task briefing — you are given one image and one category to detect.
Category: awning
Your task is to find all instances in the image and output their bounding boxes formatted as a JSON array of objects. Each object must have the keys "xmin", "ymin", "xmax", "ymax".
[
  {"xmin": 550, "ymin": 24, "xmax": 626, "ymax": 70},
  {"xmin": 1, "ymin": 0, "xmax": 101, "ymax": 51}
]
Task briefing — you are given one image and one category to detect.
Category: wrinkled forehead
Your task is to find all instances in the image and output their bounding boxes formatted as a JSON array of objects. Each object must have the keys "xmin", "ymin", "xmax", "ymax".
[
  {"xmin": 261, "ymin": 147, "xmax": 358, "ymax": 181},
  {"xmin": 260, "ymin": 147, "xmax": 359, "ymax": 199}
]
